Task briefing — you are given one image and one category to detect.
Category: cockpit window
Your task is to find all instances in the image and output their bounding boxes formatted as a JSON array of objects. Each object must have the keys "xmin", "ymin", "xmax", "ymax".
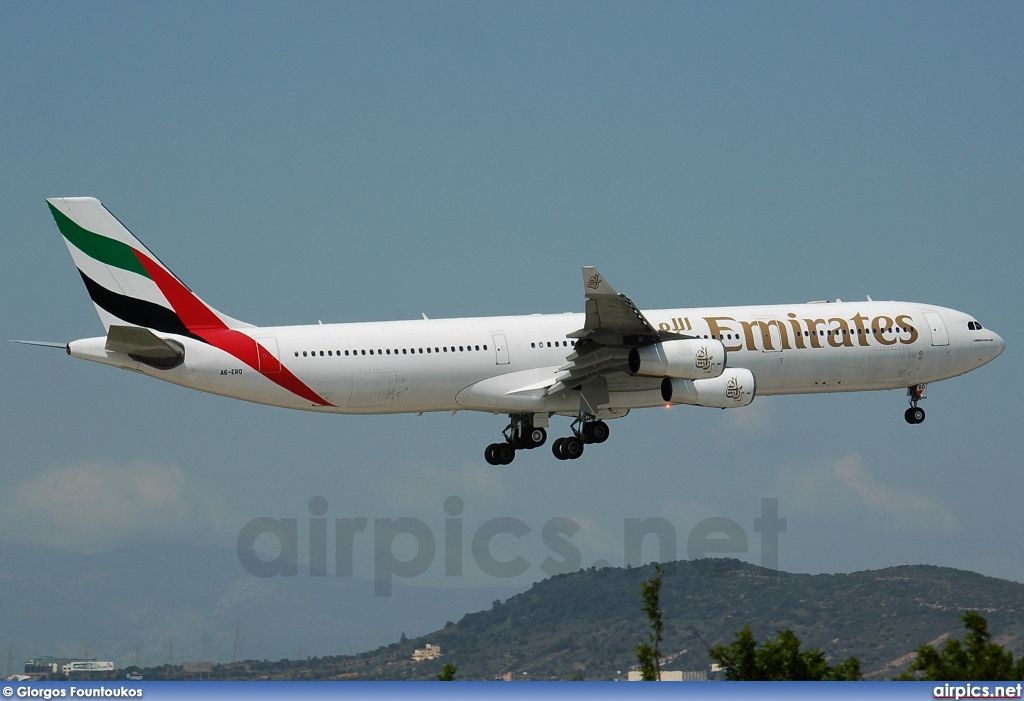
[{"xmin": 968, "ymin": 321, "xmax": 984, "ymax": 331}]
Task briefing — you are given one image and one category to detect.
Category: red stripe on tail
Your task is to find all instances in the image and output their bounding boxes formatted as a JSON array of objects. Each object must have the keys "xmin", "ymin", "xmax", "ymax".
[{"xmin": 133, "ymin": 250, "xmax": 334, "ymax": 407}]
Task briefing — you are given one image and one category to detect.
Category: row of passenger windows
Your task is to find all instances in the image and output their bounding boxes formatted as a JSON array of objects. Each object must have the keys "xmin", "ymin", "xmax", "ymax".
[
  {"xmin": 295, "ymin": 344, "xmax": 488, "ymax": 358},
  {"xmin": 293, "ymin": 325, "xmax": 915, "ymax": 360},
  {"xmin": 704, "ymin": 327, "xmax": 908, "ymax": 340},
  {"xmin": 523, "ymin": 329, "xmax": 909, "ymax": 347}
]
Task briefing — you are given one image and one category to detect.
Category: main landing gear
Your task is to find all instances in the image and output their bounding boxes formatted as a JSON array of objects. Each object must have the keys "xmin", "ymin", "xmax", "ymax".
[
  {"xmin": 552, "ymin": 416, "xmax": 610, "ymax": 461},
  {"xmin": 484, "ymin": 414, "xmax": 611, "ymax": 464},
  {"xmin": 484, "ymin": 414, "xmax": 547, "ymax": 465},
  {"xmin": 905, "ymin": 384, "xmax": 927, "ymax": 424}
]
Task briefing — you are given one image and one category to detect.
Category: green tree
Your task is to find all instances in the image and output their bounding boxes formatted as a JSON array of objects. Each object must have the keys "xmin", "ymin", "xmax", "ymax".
[
  {"xmin": 710, "ymin": 624, "xmax": 861, "ymax": 680},
  {"xmin": 896, "ymin": 611, "xmax": 1024, "ymax": 681},
  {"xmin": 437, "ymin": 663, "xmax": 457, "ymax": 681},
  {"xmin": 635, "ymin": 564, "xmax": 665, "ymax": 681}
]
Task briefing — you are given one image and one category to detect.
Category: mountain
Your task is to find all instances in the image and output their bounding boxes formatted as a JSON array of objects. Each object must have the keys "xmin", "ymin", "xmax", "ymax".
[
  {"xmin": 190, "ymin": 558, "xmax": 1024, "ymax": 681},
  {"xmin": 0, "ymin": 542, "xmax": 519, "ymax": 668},
  {"xmin": 5, "ymin": 546, "xmax": 1023, "ymax": 681}
]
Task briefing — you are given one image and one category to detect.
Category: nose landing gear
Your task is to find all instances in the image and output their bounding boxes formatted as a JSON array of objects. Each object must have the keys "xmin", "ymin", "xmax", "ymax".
[{"xmin": 905, "ymin": 384, "xmax": 927, "ymax": 424}]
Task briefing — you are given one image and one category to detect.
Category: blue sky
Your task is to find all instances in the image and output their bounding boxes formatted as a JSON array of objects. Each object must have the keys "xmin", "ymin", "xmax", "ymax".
[{"xmin": 2, "ymin": 0, "xmax": 1022, "ymax": 628}]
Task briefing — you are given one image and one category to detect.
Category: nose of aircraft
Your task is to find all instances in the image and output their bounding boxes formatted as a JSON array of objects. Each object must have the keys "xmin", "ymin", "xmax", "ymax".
[{"xmin": 992, "ymin": 330, "xmax": 1007, "ymax": 359}]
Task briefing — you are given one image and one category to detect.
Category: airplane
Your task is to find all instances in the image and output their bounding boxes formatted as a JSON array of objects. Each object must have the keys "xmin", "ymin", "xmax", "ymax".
[{"xmin": 19, "ymin": 197, "xmax": 1005, "ymax": 465}]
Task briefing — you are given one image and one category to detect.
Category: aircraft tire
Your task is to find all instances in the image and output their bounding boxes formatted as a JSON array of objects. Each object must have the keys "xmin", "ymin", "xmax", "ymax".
[
  {"xmin": 905, "ymin": 407, "xmax": 926, "ymax": 424},
  {"xmin": 496, "ymin": 443, "xmax": 516, "ymax": 465},
  {"xmin": 485, "ymin": 443, "xmax": 501, "ymax": 465},
  {"xmin": 528, "ymin": 427, "xmax": 547, "ymax": 448},
  {"xmin": 552, "ymin": 437, "xmax": 568, "ymax": 460},
  {"xmin": 563, "ymin": 437, "xmax": 584, "ymax": 459},
  {"xmin": 585, "ymin": 421, "xmax": 606, "ymax": 442}
]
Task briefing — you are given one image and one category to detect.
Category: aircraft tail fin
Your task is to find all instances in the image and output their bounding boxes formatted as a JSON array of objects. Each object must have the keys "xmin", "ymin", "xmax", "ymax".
[{"xmin": 46, "ymin": 197, "xmax": 252, "ymax": 336}]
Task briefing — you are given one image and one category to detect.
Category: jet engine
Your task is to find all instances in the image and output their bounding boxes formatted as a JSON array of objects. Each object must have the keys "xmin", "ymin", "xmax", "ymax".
[
  {"xmin": 628, "ymin": 339, "xmax": 726, "ymax": 379},
  {"xmin": 660, "ymin": 368, "xmax": 755, "ymax": 408}
]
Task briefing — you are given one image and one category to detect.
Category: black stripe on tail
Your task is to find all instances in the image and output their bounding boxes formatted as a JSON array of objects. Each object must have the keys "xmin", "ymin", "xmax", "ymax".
[{"xmin": 78, "ymin": 270, "xmax": 204, "ymax": 342}]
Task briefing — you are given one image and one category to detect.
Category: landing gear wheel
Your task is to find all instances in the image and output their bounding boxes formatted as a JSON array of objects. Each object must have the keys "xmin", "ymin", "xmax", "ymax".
[
  {"xmin": 905, "ymin": 407, "xmax": 925, "ymax": 424},
  {"xmin": 527, "ymin": 427, "xmax": 547, "ymax": 448},
  {"xmin": 552, "ymin": 437, "xmax": 568, "ymax": 460},
  {"xmin": 486, "ymin": 443, "xmax": 516, "ymax": 465},
  {"xmin": 487, "ymin": 442, "xmax": 503, "ymax": 464},
  {"xmin": 562, "ymin": 436, "xmax": 584, "ymax": 459},
  {"xmin": 495, "ymin": 443, "xmax": 516, "ymax": 464},
  {"xmin": 531, "ymin": 427, "xmax": 547, "ymax": 447},
  {"xmin": 583, "ymin": 421, "xmax": 610, "ymax": 444}
]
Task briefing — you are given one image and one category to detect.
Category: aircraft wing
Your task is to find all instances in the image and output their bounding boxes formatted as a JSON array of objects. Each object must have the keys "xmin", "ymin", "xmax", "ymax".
[
  {"xmin": 547, "ymin": 267, "xmax": 685, "ymax": 401},
  {"xmin": 568, "ymin": 267, "xmax": 661, "ymax": 347}
]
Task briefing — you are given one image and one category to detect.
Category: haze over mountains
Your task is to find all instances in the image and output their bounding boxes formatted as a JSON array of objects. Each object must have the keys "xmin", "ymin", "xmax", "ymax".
[
  {"xmin": 0, "ymin": 542, "xmax": 517, "ymax": 668},
  {"xmin": 3, "ymin": 544, "xmax": 1023, "ymax": 680}
]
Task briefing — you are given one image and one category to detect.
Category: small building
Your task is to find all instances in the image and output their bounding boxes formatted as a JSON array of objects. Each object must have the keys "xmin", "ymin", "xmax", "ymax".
[
  {"xmin": 24, "ymin": 658, "xmax": 62, "ymax": 675},
  {"xmin": 62, "ymin": 661, "xmax": 114, "ymax": 675},
  {"xmin": 411, "ymin": 644, "xmax": 442, "ymax": 662},
  {"xmin": 24, "ymin": 658, "xmax": 113, "ymax": 678},
  {"xmin": 627, "ymin": 670, "xmax": 706, "ymax": 681},
  {"xmin": 182, "ymin": 662, "xmax": 213, "ymax": 680}
]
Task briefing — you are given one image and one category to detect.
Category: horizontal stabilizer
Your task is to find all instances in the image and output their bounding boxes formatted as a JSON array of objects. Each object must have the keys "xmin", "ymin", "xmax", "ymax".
[{"xmin": 105, "ymin": 325, "xmax": 184, "ymax": 369}]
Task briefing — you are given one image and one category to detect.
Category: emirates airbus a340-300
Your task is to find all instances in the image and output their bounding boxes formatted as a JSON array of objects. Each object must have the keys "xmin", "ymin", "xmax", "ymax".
[{"xmin": 20, "ymin": 197, "xmax": 1005, "ymax": 464}]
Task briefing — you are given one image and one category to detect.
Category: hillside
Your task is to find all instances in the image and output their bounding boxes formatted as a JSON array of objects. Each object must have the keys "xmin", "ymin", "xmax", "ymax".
[{"xmin": 137, "ymin": 558, "xmax": 1024, "ymax": 681}]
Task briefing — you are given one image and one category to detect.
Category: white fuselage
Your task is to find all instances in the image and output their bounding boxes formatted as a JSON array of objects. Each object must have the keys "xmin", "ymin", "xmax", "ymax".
[{"xmin": 67, "ymin": 300, "xmax": 1005, "ymax": 419}]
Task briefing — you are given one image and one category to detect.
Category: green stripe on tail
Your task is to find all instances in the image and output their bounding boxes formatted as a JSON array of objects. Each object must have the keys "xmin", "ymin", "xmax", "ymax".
[{"xmin": 48, "ymin": 202, "xmax": 151, "ymax": 278}]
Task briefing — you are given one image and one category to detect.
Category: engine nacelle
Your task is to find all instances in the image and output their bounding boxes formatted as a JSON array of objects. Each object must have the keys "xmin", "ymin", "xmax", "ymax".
[
  {"xmin": 661, "ymin": 368, "xmax": 756, "ymax": 409},
  {"xmin": 628, "ymin": 339, "xmax": 726, "ymax": 380}
]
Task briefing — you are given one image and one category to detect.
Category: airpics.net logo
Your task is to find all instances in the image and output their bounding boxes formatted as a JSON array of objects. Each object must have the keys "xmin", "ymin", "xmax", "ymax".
[
  {"xmin": 933, "ymin": 683, "xmax": 1023, "ymax": 699},
  {"xmin": 235, "ymin": 497, "xmax": 786, "ymax": 596}
]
